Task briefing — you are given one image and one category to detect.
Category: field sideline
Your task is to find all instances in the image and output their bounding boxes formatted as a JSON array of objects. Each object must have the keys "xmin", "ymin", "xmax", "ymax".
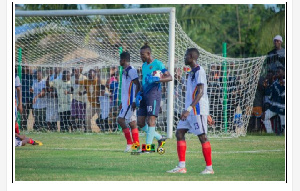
[{"xmin": 15, "ymin": 132, "xmax": 285, "ymax": 181}]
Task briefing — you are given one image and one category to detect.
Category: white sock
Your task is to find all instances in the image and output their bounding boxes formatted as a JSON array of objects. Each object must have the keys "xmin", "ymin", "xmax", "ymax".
[
  {"xmin": 178, "ymin": 161, "xmax": 186, "ymax": 168},
  {"xmin": 206, "ymin": 165, "xmax": 213, "ymax": 171}
]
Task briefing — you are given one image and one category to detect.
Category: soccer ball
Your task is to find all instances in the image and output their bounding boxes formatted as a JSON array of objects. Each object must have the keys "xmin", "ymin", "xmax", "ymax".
[
  {"xmin": 157, "ymin": 147, "xmax": 165, "ymax": 155},
  {"xmin": 152, "ymin": 70, "xmax": 163, "ymax": 78}
]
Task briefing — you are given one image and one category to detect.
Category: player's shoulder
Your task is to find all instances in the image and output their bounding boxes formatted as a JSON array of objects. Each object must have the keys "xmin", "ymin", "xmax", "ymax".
[{"xmin": 153, "ymin": 59, "xmax": 164, "ymax": 65}]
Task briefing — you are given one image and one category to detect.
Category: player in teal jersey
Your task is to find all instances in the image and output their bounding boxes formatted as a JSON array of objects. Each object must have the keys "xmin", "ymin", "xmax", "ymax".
[{"xmin": 136, "ymin": 43, "xmax": 172, "ymax": 149}]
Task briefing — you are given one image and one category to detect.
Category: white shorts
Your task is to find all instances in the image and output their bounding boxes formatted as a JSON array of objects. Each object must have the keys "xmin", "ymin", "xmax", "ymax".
[
  {"xmin": 15, "ymin": 137, "xmax": 22, "ymax": 147},
  {"xmin": 118, "ymin": 104, "xmax": 137, "ymax": 123},
  {"xmin": 177, "ymin": 115, "xmax": 208, "ymax": 135}
]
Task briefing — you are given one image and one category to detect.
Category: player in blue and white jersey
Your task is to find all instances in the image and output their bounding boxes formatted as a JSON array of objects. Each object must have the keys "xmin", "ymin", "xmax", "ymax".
[
  {"xmin": 118, "ymin": 52, "xmax": 141, "ymax": 152},
  {"xmin": 167, "ymin": 48, "xmax": 213, "ymax": 174},
  {"xmin": 136, "ymin": 43, "xmax": 172, "ymax": 148}
]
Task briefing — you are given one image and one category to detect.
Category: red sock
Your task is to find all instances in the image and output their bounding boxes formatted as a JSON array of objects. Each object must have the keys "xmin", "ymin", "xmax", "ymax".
[
  {"xmin": 15, "ymin": 122, "xmax": 20, "ymax": 134},
  {"xmin": 177, "ymin": 140, "xmax": 186, "ymax": 162},
  {"xmin": 131, "ymin": 128, "xmax": 140, "ymax": 145},
  {"xmin": 123, "ymin": 128, "xmax": 133, "ymax": 145},
  {"xmin": 29, "ymin": 138, "xmax": 34, "ymax": 144},
  {"xmin": 202, "ymin": 141, "xmax": 212, "ymax": 166}
]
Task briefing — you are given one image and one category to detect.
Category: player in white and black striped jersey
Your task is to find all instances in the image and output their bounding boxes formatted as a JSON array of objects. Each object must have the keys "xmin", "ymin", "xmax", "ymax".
[{"xmin": 117, "ymin": 52, "xmax": 141, "ymax": 152}]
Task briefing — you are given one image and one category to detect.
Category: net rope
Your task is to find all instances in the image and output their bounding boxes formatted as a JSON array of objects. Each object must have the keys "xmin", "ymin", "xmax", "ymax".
[{"xmin": 15, "ymin": 10, "xmax": 266, "ymax": 136}]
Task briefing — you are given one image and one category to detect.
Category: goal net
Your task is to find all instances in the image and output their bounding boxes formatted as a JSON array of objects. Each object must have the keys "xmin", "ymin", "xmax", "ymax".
[{"xmin": 15, "ymin": 8, "xmax": 266, "ymax": 137}]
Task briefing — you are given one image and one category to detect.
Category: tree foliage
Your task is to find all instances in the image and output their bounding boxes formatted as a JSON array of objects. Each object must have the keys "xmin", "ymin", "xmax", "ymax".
[{"xmin": 18, "ymin": 4, "xmax": 285, "ymax": 57}]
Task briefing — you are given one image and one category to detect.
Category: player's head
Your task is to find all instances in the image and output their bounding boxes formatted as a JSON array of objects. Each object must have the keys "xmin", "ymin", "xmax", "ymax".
[
  {"xmin": 120, "ymin": 52, "xmax": 130, "ymax": 67},
  {"xmin": 88, "ymin": 69, "xmax": 96, "ymax": 80},
  {"xmin": 185, "ymin": 48, "xmax": 199, "ymax": 65},
  {"xmin": 140, "ymin": 42, "xmax": 151, "ymax": 63},
  {"xmin": 62, "ymin": 70, "xmax": 71, "ymax": 81}
]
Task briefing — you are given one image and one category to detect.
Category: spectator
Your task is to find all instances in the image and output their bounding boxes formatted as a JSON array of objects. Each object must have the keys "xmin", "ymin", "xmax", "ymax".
[
  {"xmin": 21, "ymin": 65, "xmax": 34, "ymax": 131},
  {"xmin": 48, "ymin": 70, "xmax": 72, "ymax": 132},
  {"xmin": 50, "ymin": 67, "xmax": 62, "ymax": 81},
  {"xmin": 70, "ymin": 67, "xmax": 87, "ymax": 132},
  {"xmin": 108, "ymin": 69, "xmax": 119, "ymax": 131},
  {"xmin": 267, "ymin": 35, "xmax": 285, "ymax": 74},
  {"xmin": 45, "ymin": 86, "xmax": 59, "ymax": 131},
  {"xmin": 32, "ymin": 70, "xmax": 47, "ymax": 131},
  {"xmin": 79, "ymin": 69, "xmax": 100, "ymax": 132},
  {"xmin": 96, "ymin": 85, "xmax": 111, "ymax": 132},
  {"xmin": 262, "ymin": 66, "xmax": 285, "ymax": 135}
]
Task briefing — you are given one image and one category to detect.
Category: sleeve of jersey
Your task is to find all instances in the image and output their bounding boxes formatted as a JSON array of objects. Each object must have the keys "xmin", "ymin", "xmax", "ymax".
[
  {"xmin": 158, "ymin": 61, "xmax": 167, "ymax": 73},
  {"xmin": 196, "ymin": 70, "xmax": 204, "ymax": 85},
  {"xmin": 129, "ymin": 68, "xmax": 139, "ymax": 81},
  {"xmin": 15, "ymin": 76, "xmax": 21, "ymax": 87}
]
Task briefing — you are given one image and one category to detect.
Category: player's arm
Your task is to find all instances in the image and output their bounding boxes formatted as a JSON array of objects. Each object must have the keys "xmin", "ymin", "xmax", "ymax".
[
  {"xmin": 181, "ymin": 84, "xmax": 204, "ymax": 120},
  {"xmin": 131, "ymin": 78, "xmax": 141, "ymax": 110},
  {"xmin": 160, "ymin": 69, "xmax": 172, "ymax": 83},
  {"xmin": 16, "ymin": 86, "xmax": 23, "ymax": 113}
]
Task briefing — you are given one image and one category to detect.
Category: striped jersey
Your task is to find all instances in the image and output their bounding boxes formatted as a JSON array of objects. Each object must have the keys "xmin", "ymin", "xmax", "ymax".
[
  {"xmin": 121, "ymin": 66, "xmax": 139, "ymax": 106},
  {"xmin": 185, "ymin": 65, "xmax": 209, "ymax": 116}
]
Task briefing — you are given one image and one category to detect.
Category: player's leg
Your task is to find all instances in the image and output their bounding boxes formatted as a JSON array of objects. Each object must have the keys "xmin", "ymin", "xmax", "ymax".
[
  {"xmin": 166, "ymin": 121, "xmax": 188, "ymax": 173},
  {"xmin": 137, "ymin": 93, "xmax": 148, "ymax": 133},
  {"xmin": 118, "ymin": 105, "xmax": 133, "ymax": 152},
  {"xmin": 262, "ymin": 109, "xmax": 275, "ymax": 133},
  {"xmin": 145, "ymin": 90, "xmax": 165, "ymax": 145},
  {"xmin": 128, "ymin": 109, "xmax": 140, "ymax": 145},
  {"xmin": 197, "ymin": 115, "xmax": 214, "ymax": 174},
  {"xmin": 118, "ymin": 117, "xmax": 133, "ymax": 152}
]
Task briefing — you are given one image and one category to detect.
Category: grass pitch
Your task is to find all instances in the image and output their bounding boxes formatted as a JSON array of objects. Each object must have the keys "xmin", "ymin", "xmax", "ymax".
[{"xmin": 15, "ymin": 132, "xmax": 285, "ymax": 181}]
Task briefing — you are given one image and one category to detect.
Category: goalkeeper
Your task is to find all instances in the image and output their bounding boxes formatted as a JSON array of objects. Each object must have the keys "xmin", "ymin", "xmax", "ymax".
[{"xmin": 136, "ymin": 43, "xmax": 172, "ymax": 149}]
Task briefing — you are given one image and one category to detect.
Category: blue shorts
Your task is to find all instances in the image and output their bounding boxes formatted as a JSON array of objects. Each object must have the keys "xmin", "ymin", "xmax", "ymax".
[{"xmin": 137, "ymin": 87, "xmax": 161, "ymax": 117}]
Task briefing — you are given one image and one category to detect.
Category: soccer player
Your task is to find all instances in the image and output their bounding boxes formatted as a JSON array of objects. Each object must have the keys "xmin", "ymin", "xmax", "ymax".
[
  {"xmin": 15, "ymin": 123, "xmax": 42, "ymax": 147},
  {"xmin": 117, "ymin": 52, "xmax": 141, "ymax": 152},
  {"xmin": 167, "ymin": 48, "xmax": 214, "ymax": 174},
  {"xmin": 15, "ymin": 74, "xmax": 42, "ymax": 146},
  {"xmin": 137, "ymin": 43, "xmax": 172, "ymax": 148}
]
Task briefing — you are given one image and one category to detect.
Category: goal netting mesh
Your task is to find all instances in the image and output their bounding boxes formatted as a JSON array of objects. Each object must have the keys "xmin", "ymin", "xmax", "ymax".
[{"xmin": 15, "ymin": 8, "xmax": 266, "ymax": 136}]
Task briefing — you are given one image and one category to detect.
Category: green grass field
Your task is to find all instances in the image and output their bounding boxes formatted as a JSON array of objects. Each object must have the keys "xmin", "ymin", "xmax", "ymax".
[{"xmin": 15, "ymin": 132, "xmax": 285, "ymax": 181}]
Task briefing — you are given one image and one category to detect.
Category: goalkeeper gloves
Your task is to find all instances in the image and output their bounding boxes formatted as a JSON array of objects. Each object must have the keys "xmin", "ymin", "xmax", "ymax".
[
  {"xmin": 135, "ymin": 91, "xmax": 143, "ymax": 108},
  {"xmin": 145, "ymin": 74, "xmax": 160, "ymax": 84}
]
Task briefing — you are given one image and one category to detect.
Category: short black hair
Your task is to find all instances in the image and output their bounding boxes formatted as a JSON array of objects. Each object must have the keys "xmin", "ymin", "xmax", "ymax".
[
  {"xmin": 62, "ymin": 70, "xmax": 70, "ymax": 81},
  {"xmin": 120, "ymin": 52, "xmax": 130, "ymax": 62},
  {"xmin": 187, "ymin": 48, "xmax": 200, "ymax": 60},
  {"xmin": 140, "ymin": 42, "xmax": 151, "ymax": 52}
]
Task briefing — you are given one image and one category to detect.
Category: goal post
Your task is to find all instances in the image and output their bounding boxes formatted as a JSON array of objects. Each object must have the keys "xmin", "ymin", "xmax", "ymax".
[{"xmin": 15, "ymin": 7, "xmax": 266, "ymax": 137}]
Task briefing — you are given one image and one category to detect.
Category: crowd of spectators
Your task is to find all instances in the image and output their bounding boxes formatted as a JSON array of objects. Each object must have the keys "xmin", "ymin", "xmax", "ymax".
[{"xmin": 17, "ymin": 63, "xmax": 122, "ymax": 133}]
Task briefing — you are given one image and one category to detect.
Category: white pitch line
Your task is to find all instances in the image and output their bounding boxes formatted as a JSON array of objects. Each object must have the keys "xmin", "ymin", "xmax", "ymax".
[{"xmin": 20, "ymin": 147, "xmax": 284, "ymax": 154}]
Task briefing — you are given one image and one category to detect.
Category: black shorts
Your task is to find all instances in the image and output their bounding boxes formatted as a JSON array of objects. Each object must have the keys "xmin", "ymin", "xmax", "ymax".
[{"xmin": 137, "ymin": 87, "xmax": 162, "ymax": 117}]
